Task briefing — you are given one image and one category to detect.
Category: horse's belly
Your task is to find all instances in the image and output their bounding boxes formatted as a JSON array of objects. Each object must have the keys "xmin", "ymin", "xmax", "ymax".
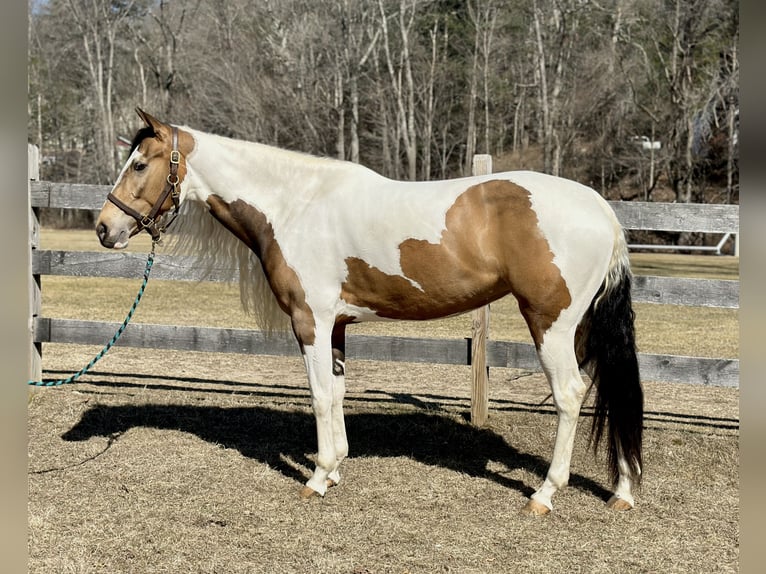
[{"xmin": 338, "ymin": 254, "xmax": 510, "ymax": 321}]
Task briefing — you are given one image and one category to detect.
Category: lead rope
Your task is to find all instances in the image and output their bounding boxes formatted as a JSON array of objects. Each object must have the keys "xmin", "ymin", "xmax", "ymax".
[{"xmin": 28, "ymin": 241, "xmax": 157, "ymax": 387}]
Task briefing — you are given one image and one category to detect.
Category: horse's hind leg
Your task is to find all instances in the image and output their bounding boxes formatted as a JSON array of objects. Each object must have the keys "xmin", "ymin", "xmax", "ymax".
[
  {"xmin": 607, "ymin": 457, "xmax": 637, "ymax": 510},
  {"xmin": 522, "ymin": 327, "xmax": 587, "ymax": 515},
  {"xmin": 327, "ymin": 323, "xmax": 349, "ymax": 487}
]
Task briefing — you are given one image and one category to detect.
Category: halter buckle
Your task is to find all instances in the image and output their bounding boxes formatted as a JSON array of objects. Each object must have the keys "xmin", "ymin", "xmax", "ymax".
[
  {"xmin": 169, "ymin": 150, "xmax": 181, "ymax": 164},
  {"xmin": 140, "ymin": 215, "xmax": 155, "ymax": 229}
]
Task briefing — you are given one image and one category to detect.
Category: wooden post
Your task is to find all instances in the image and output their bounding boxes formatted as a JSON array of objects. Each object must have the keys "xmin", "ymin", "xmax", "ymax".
[
  {"xmin": 28, "ymin": 144, "xmax": 42, "ymax": 382},
  {"xmin": 470, "ymin": 154, "xmax": 492, "ymax": 426}
]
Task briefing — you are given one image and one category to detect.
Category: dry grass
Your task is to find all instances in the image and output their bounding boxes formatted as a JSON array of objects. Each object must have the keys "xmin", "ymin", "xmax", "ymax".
[{"xmin": 28, "ymin": 229, "xmax": 739, "ymax": 573}]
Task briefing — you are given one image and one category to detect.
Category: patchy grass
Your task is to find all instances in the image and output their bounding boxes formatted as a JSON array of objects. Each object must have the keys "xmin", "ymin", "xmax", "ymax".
[{"xmin": 29, "ymin": 349, "xmax": 738, "ymax": 574}]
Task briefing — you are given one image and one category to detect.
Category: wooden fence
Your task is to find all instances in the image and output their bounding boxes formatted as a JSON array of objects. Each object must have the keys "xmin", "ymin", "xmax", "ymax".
[{"xmin": 27, "ymin": 145, "xmax": 739, "ymax": 422}]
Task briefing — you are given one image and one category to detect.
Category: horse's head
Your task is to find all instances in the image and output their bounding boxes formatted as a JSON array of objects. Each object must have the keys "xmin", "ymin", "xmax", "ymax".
[{"xmin": 96, "ymin": 108, "xmax": 193, "ymax": 248}]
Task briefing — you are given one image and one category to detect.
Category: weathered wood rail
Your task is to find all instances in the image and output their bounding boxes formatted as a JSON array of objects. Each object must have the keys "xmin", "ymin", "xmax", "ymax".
[{"xmin": 27, "ymin": 147, "xmax": 740, "ymax": 415}]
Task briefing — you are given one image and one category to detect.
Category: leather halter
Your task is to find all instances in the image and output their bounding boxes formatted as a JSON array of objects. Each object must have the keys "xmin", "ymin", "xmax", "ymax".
[{"xmin": 107, "ymin": 126, "xmax": 182, "ymax": 242}]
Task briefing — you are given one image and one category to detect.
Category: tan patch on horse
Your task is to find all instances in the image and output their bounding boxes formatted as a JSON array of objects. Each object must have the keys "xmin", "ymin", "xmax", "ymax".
[
  {"xmin": 105, "ymin": 123, "xmax": 196, "ymax": 226},
  {"xmin": 205, "ymin": 195, "xmax": 316, "ymax": 346},
  {"xmin": 144, "ymin": 126, "xmax": 195, "ymax": 183},
  {"xmin": 341, "ymin": 180, "xmax": 571, "ymax": 347}
]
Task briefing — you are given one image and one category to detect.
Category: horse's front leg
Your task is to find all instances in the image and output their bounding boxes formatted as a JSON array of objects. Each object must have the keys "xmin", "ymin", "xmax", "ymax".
[{"xmin": 294, "ymin": 318, "xmax": 341, "ymax": 498}]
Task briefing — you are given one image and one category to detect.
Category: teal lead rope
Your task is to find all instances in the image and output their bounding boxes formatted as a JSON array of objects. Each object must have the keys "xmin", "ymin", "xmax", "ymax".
[{"xmin": 28, "ymin": 242, "xmax": 157, "ymax": 387}]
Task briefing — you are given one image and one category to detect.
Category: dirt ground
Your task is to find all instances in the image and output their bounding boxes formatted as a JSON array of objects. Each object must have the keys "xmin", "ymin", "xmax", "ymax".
[{"xmin": 28, "ymin": 343, "xmax": 738, "ymax": 574}]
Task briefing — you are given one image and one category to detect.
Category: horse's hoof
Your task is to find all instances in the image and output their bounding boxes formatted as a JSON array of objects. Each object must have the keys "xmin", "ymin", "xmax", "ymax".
[
  {"xmin": 299, "ymin": 486, "xmax": 320, "ymax": 500},
  {"xmin": 520, "ymin": 499, "xmax": 551, "ymax": 516},
  {"xmin": 606, "ymin": 495, "xmax": 633, "ymax": 511}
]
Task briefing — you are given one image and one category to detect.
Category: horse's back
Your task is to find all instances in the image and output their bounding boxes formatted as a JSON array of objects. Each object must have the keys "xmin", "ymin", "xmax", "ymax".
[
  {"xmin": 331, "ymin": 170, "xmax": 618, "ymax": 325},
  {"xmin": 498, "ymin": 171, "xmax": 619, "ymax": 261},
  {"xmin": 420, "ymin": 170, "xmax": 619, "ymax": 279}
]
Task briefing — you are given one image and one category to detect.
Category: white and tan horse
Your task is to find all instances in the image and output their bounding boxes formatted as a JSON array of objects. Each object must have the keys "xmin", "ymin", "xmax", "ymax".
[{"xmin": 97, "ymin": 109, "xmax": 643, "ymax": 515}]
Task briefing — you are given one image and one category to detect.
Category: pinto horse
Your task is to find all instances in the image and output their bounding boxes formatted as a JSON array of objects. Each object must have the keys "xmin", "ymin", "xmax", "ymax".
[{"xmin": 96, "ymin": 109, "xmax": 643, "ymax": 515}]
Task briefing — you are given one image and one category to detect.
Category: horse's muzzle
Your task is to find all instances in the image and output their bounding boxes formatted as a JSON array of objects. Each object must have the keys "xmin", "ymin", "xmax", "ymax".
[{"xmin": 96, "ymin": 222, "xmax": 130, "ymax": 249}]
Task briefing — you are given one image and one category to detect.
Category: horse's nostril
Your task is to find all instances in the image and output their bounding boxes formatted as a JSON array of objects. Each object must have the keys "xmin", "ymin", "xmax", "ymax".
[{"xmin": 96, "ymin": 223, "xmax": 111, "ymax": 247}]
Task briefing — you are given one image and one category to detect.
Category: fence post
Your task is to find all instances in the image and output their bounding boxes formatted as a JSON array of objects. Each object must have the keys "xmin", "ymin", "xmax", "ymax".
[
  {"xmin": 470, "ymin": 154, "xmax": 492, "ymax": 427},
  {"xmin": 28, "ymin": 144, "xmax": 42, "ymax": 382}
]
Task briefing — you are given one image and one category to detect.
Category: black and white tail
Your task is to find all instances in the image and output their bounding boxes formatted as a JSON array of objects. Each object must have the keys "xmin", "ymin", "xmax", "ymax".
[{"xmin": 578, "ymin": 229, "xmax": 643, "ymax": 487}]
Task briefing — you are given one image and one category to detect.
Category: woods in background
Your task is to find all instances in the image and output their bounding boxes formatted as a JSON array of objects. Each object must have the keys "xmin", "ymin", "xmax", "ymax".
[{"xmin": 28, "ymin": 0, "xmax": 738, "ymax": 206}]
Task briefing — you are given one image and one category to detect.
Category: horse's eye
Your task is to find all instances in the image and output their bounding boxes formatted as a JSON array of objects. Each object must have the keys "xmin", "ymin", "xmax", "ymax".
[{"xmin": 133, "ymin": 162, "xmax": 147, "ymax": 172}]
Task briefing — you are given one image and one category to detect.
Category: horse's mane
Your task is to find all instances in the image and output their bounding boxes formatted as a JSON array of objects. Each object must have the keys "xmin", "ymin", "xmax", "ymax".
[
  {"xmin": 130, "ymin": 126, "xmax": 156, "ymax": 153},
  {"xmin": 165, "ymin": 200, "xmax": 292, "ymax": 334}
]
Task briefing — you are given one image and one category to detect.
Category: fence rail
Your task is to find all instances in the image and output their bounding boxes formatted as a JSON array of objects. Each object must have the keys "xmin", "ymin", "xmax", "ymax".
[
  {"xmin": 610, "ymin": 201, "xmax": 739, "ymax": 234},
  {"xmin": 33, "ymin": 318, "xmax": 739, "ymax": 388},
  {"xmin": 612, "ymin": 200, "xmax": 740, "ymax": 256},
  {"xmin": 27, "ymin": 152, "xmax": 740, "ymax": 405}
]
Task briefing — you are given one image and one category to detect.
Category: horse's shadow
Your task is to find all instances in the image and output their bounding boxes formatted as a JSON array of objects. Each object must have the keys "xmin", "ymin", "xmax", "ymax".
[{"xmin": 61, "ymin": 401, "xmax": 611, "ymax": 502}]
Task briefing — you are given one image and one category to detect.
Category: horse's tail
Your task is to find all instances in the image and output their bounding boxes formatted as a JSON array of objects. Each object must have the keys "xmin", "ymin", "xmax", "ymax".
[{"xmin": 577, "ymin": 220, "xmax": 643, "ymax": 488}]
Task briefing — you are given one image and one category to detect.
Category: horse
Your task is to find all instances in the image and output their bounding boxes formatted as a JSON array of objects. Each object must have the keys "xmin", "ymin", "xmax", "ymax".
[{"xmin": 96, "ymin": 108, "xmax": 643, "ymax": 515}]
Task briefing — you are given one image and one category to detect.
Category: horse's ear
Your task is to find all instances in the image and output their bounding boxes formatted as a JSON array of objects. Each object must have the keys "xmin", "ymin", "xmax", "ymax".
[
  {"xmin": 136, "ymin": 107, "xmax": 155, "ymax": 126},
  {"xmin": 135, "ymin": 107, "xmax": 168, "ymax": 140}
]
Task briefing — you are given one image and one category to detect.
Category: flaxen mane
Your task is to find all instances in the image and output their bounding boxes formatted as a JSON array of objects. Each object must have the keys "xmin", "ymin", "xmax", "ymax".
[{"xmin": 166, "ymin": 200, "xmax": 292, "ymax": 334}]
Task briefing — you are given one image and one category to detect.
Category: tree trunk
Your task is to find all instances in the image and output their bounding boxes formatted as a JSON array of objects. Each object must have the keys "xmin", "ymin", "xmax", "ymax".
[
  {"xmin": 480, "ymin": 4, "xmax": 497, "ymax": 156},
  {"xmin": 378, "ymin": 0, "xmax": 418, "ymax": 180},
  {"xmin": 350, "ymin": 75, "xmax": 360, "ymax": 164},
  {"xmin": 532, "ymin": 1, "xmax": 552, "ymax": 174},
  {"xmin": 423, "ymin": 19, "xmax": 439, "ymax": 180},
  {"xmin": 725, "ymin": 37, "xmax": 738, "ymax": 203},
  {"xmin": 334, "ymin": 69, "xmax": 346, "ymax": 160},
  {"xmin": 465, "ymin": 13, "xmax": 480, "ymax": 175},
  {"xmin": 398, "ymin": 0, "xmax": 417, "ymax": 180}
]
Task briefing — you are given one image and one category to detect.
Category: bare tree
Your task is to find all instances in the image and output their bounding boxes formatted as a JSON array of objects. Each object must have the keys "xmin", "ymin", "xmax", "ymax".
[
  {"xmin": 532, "ymin": 0, "xmax": 582, "ymax": 176},
  {"xmin": 332, "ymin": 0, "xmax": 379, "ymax": 163},
  {"xmin": 465, "ymin": 0, "xmax": 497, "ymax": 175},
  {"xmin": 129, "ymin": 0, "xmax": 201, "ymax": 117},
  {"xmin": 28, "ymin": 0, "xmax": 738, "ymax": 205},
  {"xmin": 65, "ymin": 0, "xmax": 137, "ymax": 180},
  {"xmin": 648, "ymin": 0, "xmax": 733, "ymax": 203},
  {"xmin": 422, "ymin": 17, "xmax": 441, "ymax": 179},
  {"xmin": 723, "ymin": 33, "xmax": 739, "ymax": 203},
  {"xmin": 378, "ymin": 0, "xmax": 418, "ymax": 180}
]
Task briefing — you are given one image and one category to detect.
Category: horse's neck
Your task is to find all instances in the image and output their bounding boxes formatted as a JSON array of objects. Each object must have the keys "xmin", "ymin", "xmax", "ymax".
[{"xmin": 182, "ymin": 129, "xmax": 362, "ymax": 213}]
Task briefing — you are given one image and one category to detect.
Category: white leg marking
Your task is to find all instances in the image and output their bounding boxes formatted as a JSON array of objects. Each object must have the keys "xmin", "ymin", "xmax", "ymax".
[
  {"xmin": 302, "ymin": 336, "xmax": 337, "ymax": 496},
  {"xmin": 530, "ymin": 329, "xmax": 586, "ymax": 511},
  {"xmin": 609, "ymin": 451, "xmax": 638, "ymax": 508},
  {"xmin": 328, "ymin": 368, "xmax": 348, "ymax": 486}
]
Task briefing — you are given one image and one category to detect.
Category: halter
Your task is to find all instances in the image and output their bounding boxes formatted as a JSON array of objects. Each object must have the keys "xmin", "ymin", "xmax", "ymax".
[{"xmin": 107, "ymin": 126, "xmax": 182, "ymax": 242}]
